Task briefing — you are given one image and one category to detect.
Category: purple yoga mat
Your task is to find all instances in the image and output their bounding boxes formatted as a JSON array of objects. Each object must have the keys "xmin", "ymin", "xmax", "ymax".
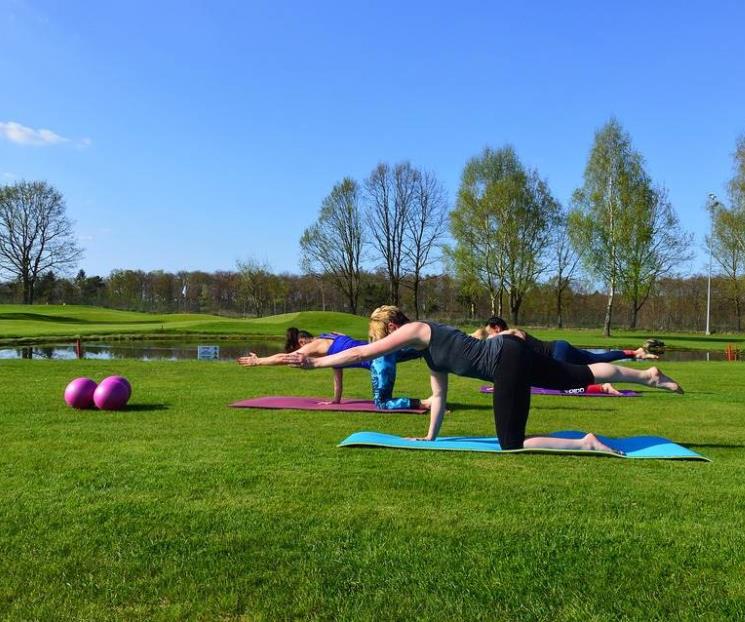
[
  {"xmin": 480, "ymin": 385, "xmax": 641, "ymax": 397},
  {"xmin": 230, "ymin": 396, "xmax": 428, "ymax": 414}
]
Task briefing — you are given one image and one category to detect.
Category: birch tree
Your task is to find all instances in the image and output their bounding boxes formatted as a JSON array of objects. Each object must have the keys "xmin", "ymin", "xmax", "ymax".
[{"xmin": 569, "ymin": 119, "xmax": 648, "ymax": 336}]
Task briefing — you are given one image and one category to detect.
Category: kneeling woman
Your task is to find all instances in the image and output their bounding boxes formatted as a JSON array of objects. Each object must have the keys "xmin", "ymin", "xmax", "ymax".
[{"xmin": 284, "ymin": 307, "xmax": 683, "ymax": 454}]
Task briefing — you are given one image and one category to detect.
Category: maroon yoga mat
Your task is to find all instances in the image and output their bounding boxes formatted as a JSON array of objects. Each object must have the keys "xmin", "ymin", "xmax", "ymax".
[
  {"xmin": 479, "ymin": 385, "xmax": 641, "ymax": 397},
  {"xmin": 230, "ymin": 396, "xmax": 428, "ymax": 414}
]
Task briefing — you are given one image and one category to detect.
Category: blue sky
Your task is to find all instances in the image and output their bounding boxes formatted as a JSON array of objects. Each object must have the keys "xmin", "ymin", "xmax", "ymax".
[{"xmin": 1, "ymin": 0, "xmax": 743, "ymax": 276}]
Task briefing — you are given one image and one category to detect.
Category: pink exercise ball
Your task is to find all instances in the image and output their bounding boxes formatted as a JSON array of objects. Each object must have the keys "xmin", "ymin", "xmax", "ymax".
[
  {"xmin": 64, "ymin": 377, "xmax": 98, "ymax": 409},
  {"xmin": 93, "ymin": 376, "xmax": 131, "ymax": 410},
  {"xmin": 102, "ymin": 375, "xmax": 132, "ymax": 400}
]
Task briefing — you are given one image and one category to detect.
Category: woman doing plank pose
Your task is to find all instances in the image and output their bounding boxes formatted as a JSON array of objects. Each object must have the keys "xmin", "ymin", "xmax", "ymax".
[{"xmin": 238, "ymin": 330, "xmax": 427, "ymax": 410}]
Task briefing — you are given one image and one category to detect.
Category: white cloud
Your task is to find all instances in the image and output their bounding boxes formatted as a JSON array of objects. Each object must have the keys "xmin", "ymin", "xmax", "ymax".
[{"xmin": 0, "ymin": 121, "xmax": 70, "ymax": 146}]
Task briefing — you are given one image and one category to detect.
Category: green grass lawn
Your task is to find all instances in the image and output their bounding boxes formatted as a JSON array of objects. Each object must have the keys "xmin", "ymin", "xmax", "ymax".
[
  {"xmin": 1, "ymin": 304, "xmax": 744, "ymax": 352},
  {"xmin": 1, "ymin": 358, "xmax": 744, "ymax": 620}
]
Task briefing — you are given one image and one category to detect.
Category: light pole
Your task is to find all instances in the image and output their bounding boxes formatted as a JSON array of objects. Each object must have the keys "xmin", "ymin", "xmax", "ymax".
[{"xmin": 705, "ymin": 193, "xmax": 719, "ymax": 335}]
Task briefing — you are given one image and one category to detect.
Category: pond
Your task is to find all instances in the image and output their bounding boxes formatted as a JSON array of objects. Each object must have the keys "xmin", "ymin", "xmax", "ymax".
[
  {"xmin": 0, "ymin": 339, "xmax": 284, "ymax": 361},
  {"xmin": 0, "ymin": 341, "xmax": 739, "ymax": 362}
]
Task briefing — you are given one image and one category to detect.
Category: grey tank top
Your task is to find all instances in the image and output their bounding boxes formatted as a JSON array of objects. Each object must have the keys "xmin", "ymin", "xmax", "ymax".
[{"xmin": 422, "ymin": 322, "xmax": 504, "ymax": 381}]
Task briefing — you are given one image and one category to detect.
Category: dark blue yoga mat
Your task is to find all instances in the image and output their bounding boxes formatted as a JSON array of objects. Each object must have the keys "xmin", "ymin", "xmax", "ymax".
[{"xmin": 338, "ymin": 430, "xmax": 708, "ymax": 460}]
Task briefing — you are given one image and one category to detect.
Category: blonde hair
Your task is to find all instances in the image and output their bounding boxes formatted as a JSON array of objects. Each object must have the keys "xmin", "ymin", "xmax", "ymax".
[
  {"xmin": 368, "ymin": 305, "xmax": 410, "ymax": 341},
  {"xmin": 470, "ymin": 327, "xmax": 488, "ymax": 340}
]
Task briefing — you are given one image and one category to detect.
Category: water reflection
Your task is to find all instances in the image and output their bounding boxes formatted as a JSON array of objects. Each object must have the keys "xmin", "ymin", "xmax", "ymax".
[
  {"xmin": 0, "ymin": 339, "xmax": 285, "ymax": 361},
  {"xmin": 0, "ymin": 342, "xmax": 739, "ymax": 362}
]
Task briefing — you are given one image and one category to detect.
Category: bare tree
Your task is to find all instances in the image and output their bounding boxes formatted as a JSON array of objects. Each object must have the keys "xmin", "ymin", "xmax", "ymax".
[
  {"xmin": 550, "ymin": 212, "xmax": 583, "ymax": 328},
  {"xmin": 364, "ymin": 162, "xmax": 418, "ymax": 305},
  {"xmin": 300, "ymin": 178, "xmax": 364, "ymax": 314},
  {"xmin": 0, "ymin": 181, "xmax": 82, "ymax": 304},
  {"xmin": 404, "ymin": 169, "xmax": 448, "ymax": 318}
]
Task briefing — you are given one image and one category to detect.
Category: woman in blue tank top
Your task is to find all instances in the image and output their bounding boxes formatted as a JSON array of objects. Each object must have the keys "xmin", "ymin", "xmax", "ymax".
[
  {"xmin": 283, "ymin": 307, "xmax": 684, "ymax": 454},
  {"xmin": 238, "ymin": 329, "xmax": 426, "ymax": 410}
]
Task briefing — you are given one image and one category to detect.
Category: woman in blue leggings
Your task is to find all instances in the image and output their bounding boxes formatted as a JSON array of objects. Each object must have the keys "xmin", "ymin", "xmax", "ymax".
[{"xmin": 475, "ymin": 316, "xmax": 658, "ymax": 364}]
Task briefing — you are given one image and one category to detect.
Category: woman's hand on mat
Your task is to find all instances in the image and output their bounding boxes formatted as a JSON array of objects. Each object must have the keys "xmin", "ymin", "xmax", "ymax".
[{"xmin": 406, "ymin": 435, "xmax": 434, "ymax": 441}]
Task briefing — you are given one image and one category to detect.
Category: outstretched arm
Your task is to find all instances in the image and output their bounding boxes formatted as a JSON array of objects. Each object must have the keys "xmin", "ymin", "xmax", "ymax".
[
  {"xmin": 237, "ymin": 338, "xmax": 330, "ymax": 368},
  {"xmin": 285, "ymin": 322, "xmax": 430, "ymax": 370},
  {"xmin": 237, "ymin": 351, "xmax": 292, "ymax": 367}
]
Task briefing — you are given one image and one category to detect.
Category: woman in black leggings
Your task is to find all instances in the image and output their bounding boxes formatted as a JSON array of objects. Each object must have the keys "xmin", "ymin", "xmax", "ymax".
[{"xmin": 283, "ymin": 307, "xmax": 683, "ymax": 455}]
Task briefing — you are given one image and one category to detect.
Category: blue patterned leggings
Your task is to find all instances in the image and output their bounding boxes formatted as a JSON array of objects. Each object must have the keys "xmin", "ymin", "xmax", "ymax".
[{"xmin": 370, "ymin": 354, "xmax": 419, "ymax": 410}]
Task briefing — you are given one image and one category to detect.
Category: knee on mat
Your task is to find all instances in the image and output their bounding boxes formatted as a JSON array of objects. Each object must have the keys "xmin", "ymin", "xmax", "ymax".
[{"xmin": 499, "ymin": 436, "xmax": 524, "ymax": 451}]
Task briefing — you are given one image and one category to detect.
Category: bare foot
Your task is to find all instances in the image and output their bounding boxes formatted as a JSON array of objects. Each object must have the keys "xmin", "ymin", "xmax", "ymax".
[
  {"xmin": 582, "ymin": 433, "xmax": 624, "ymax": 456},
  {"xmin": 634, "ymin": 347, "xmax": 659, "ymax": 360},
  {"xmin": 647, "ymin": 366, "xmax": 684, "ymax": 394},
  {"xmin": 420, "ymin": 397, "xmax": 432, "ymax": 410},
  {"xmin": 601, "ymin": 383, "xmax": 622, "ymax": 396}
]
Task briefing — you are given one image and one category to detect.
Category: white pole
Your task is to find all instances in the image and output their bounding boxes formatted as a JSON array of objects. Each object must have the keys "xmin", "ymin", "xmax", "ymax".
[{"xmin": 706, "ymin": 194, "xmax": 717, "ymax": 336}]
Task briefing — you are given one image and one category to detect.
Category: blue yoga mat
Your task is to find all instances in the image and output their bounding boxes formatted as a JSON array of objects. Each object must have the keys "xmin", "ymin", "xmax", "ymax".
[{"xmin": 338, "ymin": 430, "xmax": 709, "ymax": 461}]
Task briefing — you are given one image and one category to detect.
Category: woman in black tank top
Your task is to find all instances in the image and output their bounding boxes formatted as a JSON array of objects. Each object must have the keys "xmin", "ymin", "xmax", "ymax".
[{"xmin": 283, "ymin": 306, "xmax": 683, "ymax": 455}]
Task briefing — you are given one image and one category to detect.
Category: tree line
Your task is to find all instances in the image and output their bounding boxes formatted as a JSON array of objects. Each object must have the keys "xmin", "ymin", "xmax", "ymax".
[
  {"xmin": 298, "ymin": 119, "xmax": 744, "ymax": 334},
  {"xmin": 1, "ymin": 119, "xmax": 744, "ymax": 333},
  {"xmin": 1, "ymin": 266, "xmax": 743, "ymax": 333}
]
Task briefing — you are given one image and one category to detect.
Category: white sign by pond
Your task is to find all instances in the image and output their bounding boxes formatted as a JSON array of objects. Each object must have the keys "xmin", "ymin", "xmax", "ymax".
[{"xmin": 197, "ymin": 345, "xmax": 220, "ymax": 360}]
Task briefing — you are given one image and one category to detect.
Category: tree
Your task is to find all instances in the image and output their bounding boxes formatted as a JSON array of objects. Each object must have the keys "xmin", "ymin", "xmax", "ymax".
[
  {"xmin": 300, "ymin": 178, "xmax": 364, "ymax": 314},
  {"xmin": 617, "ymin": 185, "xmax": 692, "ymax": 328},
  {"xmin": 0, "ymin": 181, "xmax": 82, "ymax": 304},
  {"xmin": 449, "ymin": 146, "xmax": 558, "ymax": 322},
  {"xmin": 364, "ymin": 162, "xmax": 418, "ymax": 306},
  {"xmin": 708, "ymin": 138, "xmax": 745, "ymax": 333},
  {"xmin": 404, "ymin": 169, "xmax": 448, "ymax": 318},
  {"xmin": 726, "ymin": 134, "xmax": 745, "ymax": 258},
  {"xmin": 569, "ymin": 119, "xmax": 650, "ymax": 336},
  {"xmin": 503, "ymin": 169, "xmax": 560, "ymax": 323},
  {"xmin": 549, "ymin": 212, "xmax": 583, "ymax": 328},
  {"xmin": 449, "ymin": 147, "xmax": 520, "ymax": 316},
  {"xmin": 236, "ymin": 258, "xmax": 274, "ymax": 317}
]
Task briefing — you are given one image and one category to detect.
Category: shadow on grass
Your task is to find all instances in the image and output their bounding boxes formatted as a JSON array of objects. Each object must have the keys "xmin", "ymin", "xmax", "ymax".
[
  {"xmin": 0, "ymin": 312, "xmax": 88, "ymax": 323},
  {"xmin": 534, "ymin": 405, "xmax": 615, "ymax": 413},
  {"xmin": 446, "ymin": 402, "xmax": 493, "ymax": 412}
]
